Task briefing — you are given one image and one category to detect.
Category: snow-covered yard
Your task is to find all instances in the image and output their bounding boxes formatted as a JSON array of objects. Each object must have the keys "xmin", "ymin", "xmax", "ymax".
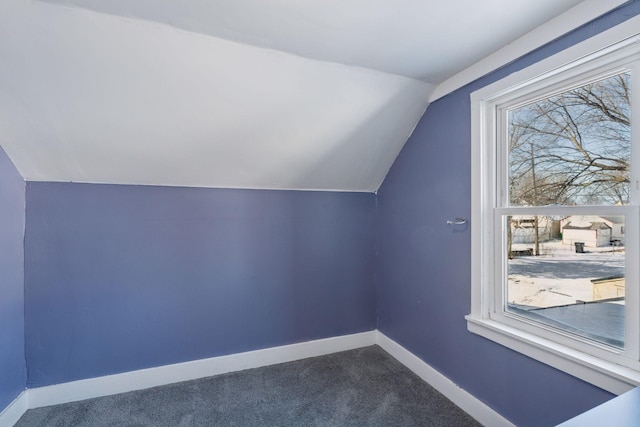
[{"xmin": 508, "ymin": 239, "xmax": 624, "ymax": 308}]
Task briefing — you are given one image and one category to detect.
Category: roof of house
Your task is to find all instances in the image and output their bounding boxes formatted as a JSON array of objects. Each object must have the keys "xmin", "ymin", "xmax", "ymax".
[
  {"xmin": 511, "ymin": 300, "xmax": 624, "ymax": 348},
  {"xmin": 563, "ymin": 222, "xmax": 612, "ymax": 231}
]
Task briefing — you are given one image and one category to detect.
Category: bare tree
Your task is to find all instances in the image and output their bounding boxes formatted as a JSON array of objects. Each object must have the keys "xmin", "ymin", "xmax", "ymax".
[
  {"xmin": 507, "ymin": 72, "xmax": 630, "ymax": 257},
  {"xmin": 509, "ymin": 72, "xmax": 630, "ymax": 207}
]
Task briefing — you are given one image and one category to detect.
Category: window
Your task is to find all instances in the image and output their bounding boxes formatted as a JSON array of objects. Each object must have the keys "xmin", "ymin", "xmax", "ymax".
[{"xmin": 468, "ymin": 27, "xmax": 640, "ymax": 394}]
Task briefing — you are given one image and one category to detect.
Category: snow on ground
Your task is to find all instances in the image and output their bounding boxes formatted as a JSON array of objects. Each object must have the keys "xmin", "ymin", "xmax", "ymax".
[{"xmin": 508, "ymin": 239, "xmax": 624, "ymax": 308}]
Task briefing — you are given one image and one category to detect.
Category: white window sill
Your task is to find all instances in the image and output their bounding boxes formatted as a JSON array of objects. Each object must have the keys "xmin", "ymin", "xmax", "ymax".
[{"xmin": 466, "ymin": 315, "xmax": 640, "ymax": 395}]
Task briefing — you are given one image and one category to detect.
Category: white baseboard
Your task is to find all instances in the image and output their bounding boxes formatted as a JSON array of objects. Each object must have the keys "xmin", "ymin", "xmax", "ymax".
[
  {"xmin": 4, "ymin": 329, "xmax": 510, "ymax": 427},
  {"xmin": 28, "ymin": 330, "xmax": 377, "ymax": 409},
  {"xmin": 0, "ymin": 391, "xmax": 28, "ymax": 427},
  {"xmin": 375, "ymin": 331, "xmax": 515, "ymax": 427}
]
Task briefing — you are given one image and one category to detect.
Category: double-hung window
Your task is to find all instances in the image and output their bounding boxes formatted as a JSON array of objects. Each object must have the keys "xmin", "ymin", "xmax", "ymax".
[{"xmin": 468, "ymin": 25, "xmax": 640, "ymax": 393}]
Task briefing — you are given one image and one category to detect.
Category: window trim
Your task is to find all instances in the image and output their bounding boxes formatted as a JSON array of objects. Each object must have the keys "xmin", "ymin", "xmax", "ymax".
[{"xmin": 468, "ymin": 15, "xmax": 640, "ymax": 395}]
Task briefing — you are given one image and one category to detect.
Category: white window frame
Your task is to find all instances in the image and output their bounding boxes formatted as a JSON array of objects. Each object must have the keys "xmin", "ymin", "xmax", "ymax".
[{"xmin": 468, "ymin": 16, "xmax": 640, "ymax": 395}]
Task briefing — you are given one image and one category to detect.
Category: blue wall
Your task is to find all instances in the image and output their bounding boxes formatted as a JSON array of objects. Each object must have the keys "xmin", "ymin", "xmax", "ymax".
[
  {"xmin": 24, "ymin": 183, "xmax": 376, "ymax": 387},
  {"xmin": 375, "ymin": 2, "xmax": 640, "ymax": 426},
  {"xmin": 0, "ymin": 147, "xmax": 26, "ymax": 409},
  {"xmin": 10, "ymin": 3, "xmax": 640, "ymax": 423}
]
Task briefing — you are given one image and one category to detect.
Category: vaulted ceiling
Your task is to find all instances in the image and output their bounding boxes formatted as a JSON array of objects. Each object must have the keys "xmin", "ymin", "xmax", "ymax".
[{"xmin": 0, "ymin": 0, "xmax": 621, "ymax": 192}]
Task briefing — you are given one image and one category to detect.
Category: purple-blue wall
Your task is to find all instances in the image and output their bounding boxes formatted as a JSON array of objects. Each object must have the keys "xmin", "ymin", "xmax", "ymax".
[
  {"xmin": 11, "ymin": 3, "xmax": 640, "ymax": 424},
  {"xmin": 0, "ymin": 147, "xmax": 26, "ymax": 409},
  {"xmin": 375, "ymin": 2, "xmax": 640, "ymax": 426},
  {"xmin": 24, "ymin": 183, "xmax": 376, "ymax": 387}
]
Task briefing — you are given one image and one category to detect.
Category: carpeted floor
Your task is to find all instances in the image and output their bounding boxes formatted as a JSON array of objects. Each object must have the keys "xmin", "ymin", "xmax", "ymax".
[{"xmin": 15, "ymin": 345, "xmax": 482, "ymax": 426}]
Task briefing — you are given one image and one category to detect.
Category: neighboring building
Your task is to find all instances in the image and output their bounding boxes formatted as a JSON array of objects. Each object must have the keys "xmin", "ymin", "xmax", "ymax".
[
  {"xmin": 562, "ymin": 220, "xmax": 612, "ymax": 247},
  {"xmin": 601, "ymin": 216, "xmax": 625, "ymax": 243},
  {"xmin": 519, "ymin": 299, "xmax": 624, "ymax": 349},
  {"xmin": 511, "ymin": 216, "xmax": 555, "ymax": 244},
  {"xmin": 560, "ymin": 215, "xmax": 623, "ymax": 247},
  {"xmin": 592, "ymin": 275, "xmax": 625, "ymax": 301}
]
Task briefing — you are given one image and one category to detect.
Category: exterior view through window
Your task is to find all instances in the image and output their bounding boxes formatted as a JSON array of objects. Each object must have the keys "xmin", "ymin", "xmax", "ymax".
[
  {"xmin": 505, "ymin": 72, "xmax": 630, "ymax": 349},
  {"xmin": 470, "ymin": 30, "xmax": 640, "ymax": 391}
]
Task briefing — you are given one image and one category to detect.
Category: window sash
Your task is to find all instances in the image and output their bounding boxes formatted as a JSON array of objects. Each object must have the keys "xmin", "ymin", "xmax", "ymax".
[
  {"xmin": 490, "ymin": 206, "xmax": 640, "ymax": 368},
  {"xmin": 496, "ymin": 67, "xmax": 636, "ymax": 209}
]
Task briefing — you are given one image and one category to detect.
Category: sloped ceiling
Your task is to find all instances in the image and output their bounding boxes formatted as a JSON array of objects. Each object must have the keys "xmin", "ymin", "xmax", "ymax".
[{"xmin": 0, "ymin": 0, "xmax": 605, "ymax": 191}]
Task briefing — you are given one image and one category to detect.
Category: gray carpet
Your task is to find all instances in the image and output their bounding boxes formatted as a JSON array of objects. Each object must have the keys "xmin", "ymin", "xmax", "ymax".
[{"xmin": 15, "ymin": 345, "xmax": 482, "ymax": 426}]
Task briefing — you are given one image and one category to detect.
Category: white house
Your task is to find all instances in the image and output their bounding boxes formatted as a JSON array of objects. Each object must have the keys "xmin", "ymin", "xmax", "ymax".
[
  {"xmin": 511, "ymin": 216, "xmax": 554, "ymax": 244},
  {"xmin": 561, "ymin": 218, "xmax": 613, "ymax": 247},
  {"xmin": 601, "ymin": 216, "xmax": 625, "ymax": 243}
]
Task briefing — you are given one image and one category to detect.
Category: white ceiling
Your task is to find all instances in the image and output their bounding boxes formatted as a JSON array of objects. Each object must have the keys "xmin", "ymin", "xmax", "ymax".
[
  {"xmin": 0, "ymin": 0, "xmax": 620, "ymax": 192},
  {"xmin": 33, "ymin": 0, "xmax": 587, "ymax": 82}
]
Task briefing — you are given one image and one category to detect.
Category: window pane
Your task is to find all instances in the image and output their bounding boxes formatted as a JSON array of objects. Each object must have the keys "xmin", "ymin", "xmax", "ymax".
[
  {"xmin": 505, "ymin": 215, "xmax": 625, "ymax": 348},
  {"xmin": 508, "ymin": 72, "xmax": 631, "ymax": 206}
]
